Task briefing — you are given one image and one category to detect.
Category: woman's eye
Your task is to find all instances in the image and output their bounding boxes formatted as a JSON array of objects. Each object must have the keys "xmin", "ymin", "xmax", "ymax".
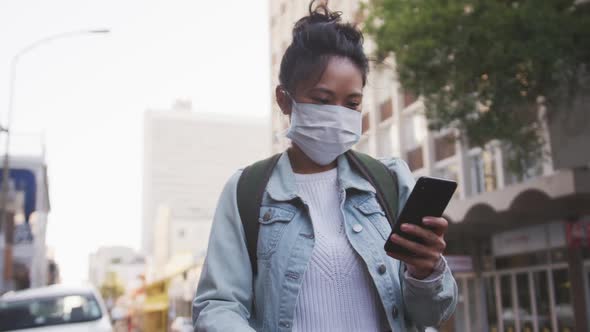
[
  {"xmin": 347, "ymin": 102, "xmax": 360, "ymax": 109},
  {"xmin": 312, "ymin": 97, "xmax": 330, "ymax": 104}
]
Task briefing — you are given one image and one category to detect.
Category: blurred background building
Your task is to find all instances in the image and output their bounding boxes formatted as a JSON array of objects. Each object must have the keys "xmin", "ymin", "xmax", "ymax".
[
  {"xmin": 270, "ymin": 1, "xmax": 590, "ymax": 332},
  {"xmin": 88, "ymin": 246, "xmax": 146, "ymax": 294},
  {"xmin": 142, "ymin": 100, "xmax": 270, "ymax": 277},
  {"xmin": 139, "ymin": 99, "xmax": 270, "ymax": 330},
  {"xmin": 0, "ymin": 146, "xmax": 53, "ymax": 294}
]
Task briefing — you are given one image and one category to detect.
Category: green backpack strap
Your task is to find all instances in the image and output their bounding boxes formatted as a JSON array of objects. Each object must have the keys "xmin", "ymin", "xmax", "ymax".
[
  {"xmin": 345, "ymin": 150, "xmax": 399, "ymax": 229},
  {"xmin": 346, "ymin": 150, "xmax": 409, "ymax": 327},
  {"xmin": 236, "ymin": 153, "xmax": 282, "ymax": 276}
]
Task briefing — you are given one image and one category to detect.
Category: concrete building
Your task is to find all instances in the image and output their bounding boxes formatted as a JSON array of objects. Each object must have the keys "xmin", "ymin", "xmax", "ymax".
[
  {"xmin": 142, "ymin": 100, "xmax": 270, "ymax": 278},
  {"xmin": 269, "ymin": 1, "xmax": 590, "ymax": 332},
  {"xmin": 88, "ymin": 246, "xmax": 146, "ymax": 292},
  {"xmin": 0, "ymin": 154, "xmax": 51, "ymax": 293}
]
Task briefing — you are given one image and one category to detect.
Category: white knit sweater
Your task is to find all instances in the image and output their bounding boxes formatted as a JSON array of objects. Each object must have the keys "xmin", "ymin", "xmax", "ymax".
[{"xmin": 292, "ymin": 168, "xmax": 389, "ymax": 332}]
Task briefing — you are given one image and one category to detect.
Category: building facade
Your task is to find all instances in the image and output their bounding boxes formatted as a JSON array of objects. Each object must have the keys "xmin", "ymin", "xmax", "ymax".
[
  {"xmin": 269, "ymin": 1, "xmax": 590, "ymax": 332},
  {"xmin": 142, "ymin": 100, "xmax": 270, "ymax": 279},
  {"xmin": 88, "ymin": 246, "xmax": 146, "ymax": 293},
  {"xmin": 0, "ymin": 155, "xmax": 51, "ymax": 294}
]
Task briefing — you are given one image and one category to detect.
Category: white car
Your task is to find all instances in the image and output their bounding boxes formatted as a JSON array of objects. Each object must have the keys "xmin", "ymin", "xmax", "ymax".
[{"xmin": 0, "ymin": 284, "xmax": 113, "ymax": 332}]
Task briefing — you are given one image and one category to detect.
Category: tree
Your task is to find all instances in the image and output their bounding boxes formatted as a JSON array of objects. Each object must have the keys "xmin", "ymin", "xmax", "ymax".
[{"xmin": 364, "ymin": 0, "xmax": 590, "ymax": 172}]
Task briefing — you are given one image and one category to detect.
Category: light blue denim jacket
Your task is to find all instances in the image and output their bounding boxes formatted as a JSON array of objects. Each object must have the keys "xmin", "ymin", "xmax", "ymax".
[{"xmin": 193, "ymin": 153, "xmax": 457, "ymax": 331}]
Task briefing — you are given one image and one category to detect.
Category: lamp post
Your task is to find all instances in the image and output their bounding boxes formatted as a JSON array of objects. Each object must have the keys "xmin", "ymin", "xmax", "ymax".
[{"xmin": 1, "ymin": 29, "xmax": 109, "ymax": 292}]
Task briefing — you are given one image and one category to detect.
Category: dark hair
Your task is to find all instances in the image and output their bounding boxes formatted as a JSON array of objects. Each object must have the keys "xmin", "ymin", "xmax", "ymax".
[{"xmin": 279, "ymin": 1, "xmax": 369, "ymax": 93}]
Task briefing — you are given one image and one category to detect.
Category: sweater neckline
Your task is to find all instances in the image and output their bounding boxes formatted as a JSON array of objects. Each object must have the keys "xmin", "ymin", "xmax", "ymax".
[{"xmin": 294, "ymin": 167, "xmax": 338, "ymax": 184}]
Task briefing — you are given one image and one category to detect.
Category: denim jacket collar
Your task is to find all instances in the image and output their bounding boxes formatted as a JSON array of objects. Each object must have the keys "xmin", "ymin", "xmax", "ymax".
[{"xmin": 266, "ymin": 152, "xmax": 376, "ymax": 202}]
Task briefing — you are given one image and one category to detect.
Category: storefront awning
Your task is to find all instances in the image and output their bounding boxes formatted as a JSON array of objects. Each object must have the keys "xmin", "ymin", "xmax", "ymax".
[{"xmin": 446, "ymin": 168, "xmax": 590, "ymax": 239}]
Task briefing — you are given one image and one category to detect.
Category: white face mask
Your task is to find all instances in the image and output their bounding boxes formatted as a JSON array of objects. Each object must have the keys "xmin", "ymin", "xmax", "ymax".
[{"xmin": 285, "ymin": 96, "xmax": 362, "ymax": 166}]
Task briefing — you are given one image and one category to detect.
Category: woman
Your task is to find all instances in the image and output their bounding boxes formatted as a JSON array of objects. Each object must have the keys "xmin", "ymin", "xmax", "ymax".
[{"xmin": 193, "ymin": 3, "xmax": 457, "ymax": 331}]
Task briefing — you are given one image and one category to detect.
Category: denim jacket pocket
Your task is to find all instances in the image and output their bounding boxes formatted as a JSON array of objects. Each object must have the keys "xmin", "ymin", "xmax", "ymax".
[
  {"xmin": 355, "ymin": 197, "xmax": 392, "ymax": 241},
  {"xmin": 257, "ymin": 205, "xmax": 296, "ymax": 259}
]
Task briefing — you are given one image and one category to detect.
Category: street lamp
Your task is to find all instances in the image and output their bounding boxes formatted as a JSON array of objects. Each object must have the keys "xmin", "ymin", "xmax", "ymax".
[{"xmin": 1, "ymin": 29, "xmax": 109, "ymax": 291}]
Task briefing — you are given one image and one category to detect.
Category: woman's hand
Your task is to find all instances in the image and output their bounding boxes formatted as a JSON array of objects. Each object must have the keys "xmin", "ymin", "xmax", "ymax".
[{"xmin": 387, "ymin": 217, "xmax": 448, "ymax": 279}]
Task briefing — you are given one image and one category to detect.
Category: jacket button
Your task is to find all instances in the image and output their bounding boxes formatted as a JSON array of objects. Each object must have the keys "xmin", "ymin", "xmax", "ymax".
[
  {"xmin": 378, "ymin": 264, "xmax": 387, "ymax": 275},
  {"xmin": 262, "ymin": 211, "xmax": 272, "ymax": 221},
  {"xmin": 280, "ymin": 321, "xmax": 291, "ymax": 328},
  {"xmin": 352, "ymin": 224, "xmax": 363, "ymax": 233},
  {"xmin": 392, "ymin": 305, "xmax": 399, "ymax": 319}
]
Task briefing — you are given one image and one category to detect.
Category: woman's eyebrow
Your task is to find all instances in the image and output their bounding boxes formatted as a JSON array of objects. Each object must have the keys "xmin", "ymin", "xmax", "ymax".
[
  {"xmin": 309, "ymin": 87, "xmax": 334, "ymax": 95},
  {"xmin": 309, "ymin": 88, "xmax": 363, "ymax": 98}
]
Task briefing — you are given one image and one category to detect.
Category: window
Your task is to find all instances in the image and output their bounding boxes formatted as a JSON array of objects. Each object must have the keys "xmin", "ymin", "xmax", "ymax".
[
  {"xmin": 379, "ymin": 98, "xmax": 393, "ymax": 122},
  {"xmin": 503, "ymin": 150, "xmax": 543, "ymax": 186},
  {"xmin": 402, "ymin": 112, "xmax": 426, "ymax": 171},
  {"xmin": 470, "ymin": 149, "xmax": 497, "ymax": 195},
  {"xmin": 433, "ymin": 163, "xmax": 460, "ymax": 198},
  {"xmin": 362, "ymin": 113, "xmax": 370, "ymax": 134},
  {"xmin": 434, "ymin": 163, "xmax": 459, "ymax": 181},
  {"xmin": 406, "ymin": 146, "xmax": 424, "ymax": 171},
  {"xmin": 0, "ymin": 294, "xmax": 102, "ymax": 330},
  {"xmin": 403, "ymin": 89, "xmax": 417, "ymax": 108},
  {"xmin": 434, "ymin": 133, "xmax": 456, "ymax": 161},
  {"xmin": 402, "ymin": 112, "xmax": 426, "ymax": 149}
]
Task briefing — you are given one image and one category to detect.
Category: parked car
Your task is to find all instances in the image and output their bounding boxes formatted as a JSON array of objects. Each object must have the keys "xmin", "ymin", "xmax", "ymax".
[
  {"xmin": 170, "ymin": 316, "xmax": 193, "ymax": 332},
  {"xmin": 0, "ymin": 284, "xmax": 112, "ymax": 332}
]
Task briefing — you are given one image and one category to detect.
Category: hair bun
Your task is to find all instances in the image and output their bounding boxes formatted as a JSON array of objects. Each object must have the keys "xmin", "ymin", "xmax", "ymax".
[
  {"xmin": 294, "ymin": 1, "xmax": 342, "ymax": 32},
  {"xmin": 308, "ymin": 2, "xmax": 342, "ymax": 24}
]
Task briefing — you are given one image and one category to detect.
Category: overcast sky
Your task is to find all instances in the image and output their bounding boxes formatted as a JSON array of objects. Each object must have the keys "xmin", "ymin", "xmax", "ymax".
[{"xmin": 0, "ymin": 0, "xmax": 271, "ymax": 283}]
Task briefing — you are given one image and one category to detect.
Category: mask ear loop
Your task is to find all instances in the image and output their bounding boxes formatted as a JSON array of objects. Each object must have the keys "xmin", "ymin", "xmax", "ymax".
[
  {"xmin": 281, "ymin": 89, "xmax": 297, "ymax": 108},
  {"xmin": 277, "ymin": 88, "xmax": 294, "ymax": 141}
]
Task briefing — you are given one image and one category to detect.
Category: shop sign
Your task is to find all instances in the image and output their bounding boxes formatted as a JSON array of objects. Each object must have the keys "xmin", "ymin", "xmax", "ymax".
[
  {"xmin": 492, "ymin": 222, "xmax": 565, "ymax": 257},
  {"xmin": 446, "ymin": 255, "xmax": 473, "ymax": 273}
]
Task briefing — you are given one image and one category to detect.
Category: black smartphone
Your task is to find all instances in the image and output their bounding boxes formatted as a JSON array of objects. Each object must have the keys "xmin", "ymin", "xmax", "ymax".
[{"xmin": 384, "ymin": 176, "xmax": 457, "ymax": 255}]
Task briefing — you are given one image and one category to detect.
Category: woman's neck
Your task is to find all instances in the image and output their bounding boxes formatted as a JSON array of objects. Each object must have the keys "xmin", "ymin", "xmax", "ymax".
[{"xmin": 287, "ymin": 145, "xmax": 337, "ymax": 174}]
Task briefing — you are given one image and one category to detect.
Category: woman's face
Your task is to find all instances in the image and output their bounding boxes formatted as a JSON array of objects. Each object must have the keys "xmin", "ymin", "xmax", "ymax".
[{"xmin": 276, "ymin": 56, "xmax": 364, "ymax": 114}]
